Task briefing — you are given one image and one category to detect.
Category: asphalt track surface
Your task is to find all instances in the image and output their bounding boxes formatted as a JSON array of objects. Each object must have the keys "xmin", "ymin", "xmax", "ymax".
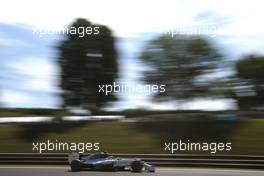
[{"xmin": 0, "ymin": 167, "xmax": 264, "ymax": 176}]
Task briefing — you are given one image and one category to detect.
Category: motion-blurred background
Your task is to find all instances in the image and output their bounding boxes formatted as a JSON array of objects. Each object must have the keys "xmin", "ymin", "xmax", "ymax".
[{"xmin": 0, "ymin": 0, "xmax": 263, "ymax": 154}]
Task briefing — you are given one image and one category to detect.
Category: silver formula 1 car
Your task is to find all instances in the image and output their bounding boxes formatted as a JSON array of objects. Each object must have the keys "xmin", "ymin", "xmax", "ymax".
[{"xmin": 68, "ymin": 152, "xmax": 155, "ymax": 172}]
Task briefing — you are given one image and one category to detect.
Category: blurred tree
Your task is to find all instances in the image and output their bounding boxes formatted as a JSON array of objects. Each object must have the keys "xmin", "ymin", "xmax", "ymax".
[
  {"xmin": 57, "ymin": 18, "xmax": 118, "ymax": 110},
  {"xmin": 234, "ymin": 55, "xmax": 264, "ymax": 110},
  {"xmin": 140, "ymin": 35, "xmax": 221, "ymax": 102}
]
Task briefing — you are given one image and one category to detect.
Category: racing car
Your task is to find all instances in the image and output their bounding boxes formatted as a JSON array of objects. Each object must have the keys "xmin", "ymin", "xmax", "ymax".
[{"xmin": 68, "ymin": 152, "xmax": 155, "ymax": 172}]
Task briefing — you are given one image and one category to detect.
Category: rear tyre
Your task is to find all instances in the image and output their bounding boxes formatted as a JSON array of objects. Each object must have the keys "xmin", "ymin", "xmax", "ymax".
[
  {"xmin": 131, "ymin": 160, "xmax": 143, "ymax": 172},
  {"xmin": 114, "ymin": 166, "xmax": 125, "ymax": 171},
  {"xmin": 70, "ymin": 160, "xmax": 81, "ymax": 172}
]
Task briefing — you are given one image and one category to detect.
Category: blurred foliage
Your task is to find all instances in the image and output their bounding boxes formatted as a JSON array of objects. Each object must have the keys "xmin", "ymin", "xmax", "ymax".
[
  {"xmin": 233, "ymin": 55, "xmax": 264, "ymax": 110},
  {"xmin": 57, "ymin": 18, "xmax": 119, "ymax": 110},
  {"xmin": 140, "ymin": 35, "xmax": 221, "ymax": 102},
  {"xmin": 236, "ymin": 55, "xmax": 264, "ymax": 82}
]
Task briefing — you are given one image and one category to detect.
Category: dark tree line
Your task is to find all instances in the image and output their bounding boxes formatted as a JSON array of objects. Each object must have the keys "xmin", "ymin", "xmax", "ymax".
[
  {"xmin": 57, "ymin": 18, "xmax": 264, "ymax": 111},
  {"xmin": 233, "ymin": 55, "xmax": 264, "ymax": 110},
  {"xmin": 139, "ymin": 35, "xmax": 264, "ymax": 110},
  {"xmin": 140, "ymin": 35, "xmax": 222, "ymax": 102},
  {"xmin": 57, "ymin": 18, "xmax": 118, "ymax": 110}
]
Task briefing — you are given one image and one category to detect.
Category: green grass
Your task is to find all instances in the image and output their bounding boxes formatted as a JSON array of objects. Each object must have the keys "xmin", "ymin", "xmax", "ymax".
[
  {"xmin": 0, "ymin": 122, "xmax": 159, "ymax": 153},
  {"xmin": 0, "ymin": 119, "xmax": 263, "ymax": 154},
  {"xmin": 227, "ymin": 119, "xmax": 264, "ymax": 155}
]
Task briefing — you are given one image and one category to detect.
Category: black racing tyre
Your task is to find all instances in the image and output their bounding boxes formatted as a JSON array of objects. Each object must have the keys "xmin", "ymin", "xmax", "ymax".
[
  {"xmin": 114, "ymin": 166, "xmax": 125, "ymax": 171},
  {"xmin": 70, "ymin": 160, "xmax": 81, "ymax": 172},
  {"xmin": 131, "ymin": 160, "xmax": 143, "ymax": 172}
]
